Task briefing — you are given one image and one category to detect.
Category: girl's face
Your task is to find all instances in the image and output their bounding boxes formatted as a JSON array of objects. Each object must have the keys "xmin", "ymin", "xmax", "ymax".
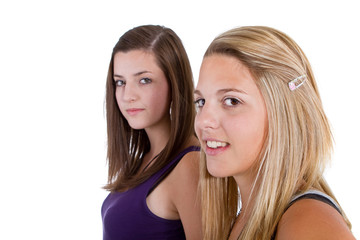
[
  {"xmin": 194, "ymin": 54, "xmax": 268, "ymax": 179},
  {"xmin": 113, "ymin": 50, "xmax": 171, "ymax": 130}
]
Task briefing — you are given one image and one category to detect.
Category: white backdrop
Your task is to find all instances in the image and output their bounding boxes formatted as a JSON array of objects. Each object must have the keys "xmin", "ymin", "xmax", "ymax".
[{"xmin": 0, "ymin": 0, "xmax": 359, "ymax": 239}]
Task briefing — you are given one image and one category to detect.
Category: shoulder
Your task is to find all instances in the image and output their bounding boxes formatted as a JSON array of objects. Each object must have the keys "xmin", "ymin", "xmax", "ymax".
[
  {"xmin": 176, "ymin": 147, "xmax": 200, "ymax": 173},
  {"xmin": 169, "ymin": 146, "xmax": 200, "ymax": 188},
  {"xmin": 276, "ymin": 198, "xmax": 354, "ymax": 240},
  {"xmin": 171, "ymin": 137, "xmax": 200, "ymax": 180},
  {"xmin": 162, "ymin": 145, "xmax": 201, "ymax": 203},
  {"xmin": 165, "ymin": 145, "xmax": 202, "ymax": 239}
]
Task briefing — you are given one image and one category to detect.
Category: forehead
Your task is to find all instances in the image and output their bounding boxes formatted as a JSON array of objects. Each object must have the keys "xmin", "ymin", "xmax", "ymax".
[
  {"xmin": 197, "ymin": 54, "xmax": 257, "ymax": 94},
  {"xmin": 113, "ymin": 50, "xmax": 161, "ymax": 73}
]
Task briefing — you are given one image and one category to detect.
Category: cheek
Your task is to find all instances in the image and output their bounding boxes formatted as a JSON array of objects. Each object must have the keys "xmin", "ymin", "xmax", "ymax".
[
  {"xmin": 150, "ymin": 86, "xmax": 170, "ymax": 112},
  {"xmin": 115, "ymin": 90, "xmax": 124, "ymax": 112},
  {"xmin": 114, "ymin": 89, "xmax": 120, "ymax": 106},
  {"xmin": 231, "ymin": 115, "xmax": 266, "ymax": 158},
  {"xmin": 194, "ymin": 117, "xmax": 200, "ymax": 137}
]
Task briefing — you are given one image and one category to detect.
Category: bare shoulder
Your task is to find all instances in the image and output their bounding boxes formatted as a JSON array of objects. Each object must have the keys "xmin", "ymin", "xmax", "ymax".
[
  {"xmin": 168, "ymin": 136, "xmax": 200, "ymax": 182},
  {"xmin": 174, "ymin": 148, "xmax": 200, "ymax": 176},
  {"xmin": 165, "ymin": 146, "xmax": 202, "ymax": 239},
  {"xmin": 166, "ymin": 146, "xmax": 200, "ymax": 192},
  {"xmin": 276, "ymin": 198, "xmax": 355, "ymax": 240}
]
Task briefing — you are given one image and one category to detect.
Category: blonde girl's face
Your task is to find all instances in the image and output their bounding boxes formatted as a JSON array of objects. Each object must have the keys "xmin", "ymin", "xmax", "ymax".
[
  {"xmin": 113, "ymin": 50, "xmax": 171, "ymax": 130},
  {"xmin": 194, "ymin": 54, "xmax": 268, "ymax": 178}
]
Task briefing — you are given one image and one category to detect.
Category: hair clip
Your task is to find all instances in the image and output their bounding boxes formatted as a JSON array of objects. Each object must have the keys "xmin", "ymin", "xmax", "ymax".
[{"xmin": 288, "ymin": 75, "xmax": 306, "ymax": 91}]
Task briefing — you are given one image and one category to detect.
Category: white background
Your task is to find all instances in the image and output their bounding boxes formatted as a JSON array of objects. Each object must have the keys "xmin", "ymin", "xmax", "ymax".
[{"xmin": 0, "ymin": 0, "xmax": 359, "ymax": 239}]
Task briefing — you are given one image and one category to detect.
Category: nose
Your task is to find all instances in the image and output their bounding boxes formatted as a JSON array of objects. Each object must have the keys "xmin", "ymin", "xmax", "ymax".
[
  {"xmin": 195, "ymin": 103, "xmax": 219, "ymax": 131},
  {"xmin": 121, "ymin": 83, "xmax": 138, "ymax": 102}
]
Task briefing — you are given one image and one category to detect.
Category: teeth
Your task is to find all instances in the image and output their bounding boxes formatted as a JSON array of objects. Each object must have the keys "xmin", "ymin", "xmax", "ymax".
[{"xmin": 206, "ymin": 141, "xmax": 227, "ymax": 149}]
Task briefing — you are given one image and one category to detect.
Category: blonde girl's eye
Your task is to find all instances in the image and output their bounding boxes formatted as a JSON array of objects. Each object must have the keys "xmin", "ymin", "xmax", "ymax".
[
  {"xmin": 139, "ymin": 77, "xmax": 152, "ymax": 84},
  {"xmin": 114, "ymin": 80, "xmax": 125, "ymax": 87},
  {"xmin": 223, "ymin": 97, "xmax": 242, "ymax": 107},
  {"xmin": 194, "ymin": 98, "xmax": 205, "ymax": 112}
]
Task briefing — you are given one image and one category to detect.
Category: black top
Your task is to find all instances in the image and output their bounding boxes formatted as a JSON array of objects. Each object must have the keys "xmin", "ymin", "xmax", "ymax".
[{"xmin": 271, "ymin": 190, "xmax": 341, "ymax": 239}]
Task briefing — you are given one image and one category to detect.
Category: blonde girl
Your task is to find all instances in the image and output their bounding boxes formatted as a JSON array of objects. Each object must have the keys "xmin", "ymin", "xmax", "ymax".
[{"xmin": 195, "ymin": 26, "xmax": 354, "ymax": 239}]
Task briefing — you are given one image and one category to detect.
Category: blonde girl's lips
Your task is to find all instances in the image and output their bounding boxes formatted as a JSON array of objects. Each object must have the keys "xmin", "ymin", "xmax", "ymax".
[
  {"xmin": 204, "ymin": 140, "xmax": 229, "ymax": 156},
  {"xmin": 206, "ymin": 140, "xmax": 228, "ymax": 148}
]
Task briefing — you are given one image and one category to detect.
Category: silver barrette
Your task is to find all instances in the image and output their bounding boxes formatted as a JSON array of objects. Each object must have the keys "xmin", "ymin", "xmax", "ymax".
[{"xmin": 288, "ymin": 75, "xmax": 306, "ymax": 91}]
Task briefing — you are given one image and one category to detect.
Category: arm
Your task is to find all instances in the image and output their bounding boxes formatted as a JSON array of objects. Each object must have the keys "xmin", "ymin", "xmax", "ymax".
[
  {"xmin": 276, "ymin": 198, "xmax": 355, "ymax": 240},
  {"xmin": 170, "ymin": 151, "xmax": 202, "ymax": 240}
]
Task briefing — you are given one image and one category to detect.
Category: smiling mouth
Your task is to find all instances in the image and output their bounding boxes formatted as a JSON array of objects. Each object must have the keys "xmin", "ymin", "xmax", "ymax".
[{"xmin": 206, "ymin": 141, "xmax": 229, "ymax": 149}]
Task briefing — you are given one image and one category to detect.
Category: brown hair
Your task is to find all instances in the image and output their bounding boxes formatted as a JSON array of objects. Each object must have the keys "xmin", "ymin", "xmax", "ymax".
[{"xmin": 105, "ymin": 25, "xmax": 195, "ymax": 192}]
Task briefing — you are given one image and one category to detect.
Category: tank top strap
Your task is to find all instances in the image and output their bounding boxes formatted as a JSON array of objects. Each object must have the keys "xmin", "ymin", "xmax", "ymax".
[
  {"xmin": 271, "ymin": 189, "xmax": 342, "ymax": 239},
  {"xmin": 287, "ymin": 189, "xmax": 341, "ymax": 214},
  {"xmin": 146, "ymin": 146, "xmax": 200, "ymax": 196}
]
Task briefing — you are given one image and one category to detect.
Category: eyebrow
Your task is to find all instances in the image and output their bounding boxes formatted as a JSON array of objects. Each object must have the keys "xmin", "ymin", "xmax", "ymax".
[
  {"xmin": 218, "ymin": 88, "xmax": 247, "ymax": 95},
  {"xmin": 113, "ymin": 70, "xmax": 152, "ymax": 79},
  {"xmin": 194, "ymin": 88, "xmax": 247, "ymax": 95},
  {"xmin": 194, "ymin": 89, "xmax": 201, "ymax": 95}
]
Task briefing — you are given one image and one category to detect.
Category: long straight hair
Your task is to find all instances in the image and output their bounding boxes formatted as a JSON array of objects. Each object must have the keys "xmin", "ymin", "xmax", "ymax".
[
  {"xmin": 200, "ymin": 26, "xmax": 352, "ymax": 240},
  {"xmin": 105, "ymin": 25, "xmax": 195, "ymax": 192}
]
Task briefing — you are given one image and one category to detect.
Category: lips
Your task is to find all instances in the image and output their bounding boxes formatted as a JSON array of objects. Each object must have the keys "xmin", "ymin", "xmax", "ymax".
[
  {"xmin": 204, "ymin": 139, "xmax": 229, "ymax": 156},
  {"xmin": 207, "ymin": 140, "xmax": 228, "ymax": 148},
  {"xmin": 126, "ymin": 108, "xmax": 144, "ymax": 116}
]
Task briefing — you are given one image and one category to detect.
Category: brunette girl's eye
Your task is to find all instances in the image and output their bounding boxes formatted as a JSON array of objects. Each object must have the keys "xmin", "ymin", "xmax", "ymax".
[
  {"xmin": 114, "ymin": 80, "xmax": 125, "ymax": 87},
  {"xmin": 194, "ymin": 98, "xmax": 205, "ymax": 112},
  {"xmin": 139, "ymin": 77, "xmax": 152, "ymax": 84}
]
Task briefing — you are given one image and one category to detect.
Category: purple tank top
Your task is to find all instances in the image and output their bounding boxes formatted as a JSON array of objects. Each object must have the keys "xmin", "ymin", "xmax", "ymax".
[{"xmin": 101, "ymin": 146, "xmax": 200, "ymax": 240}]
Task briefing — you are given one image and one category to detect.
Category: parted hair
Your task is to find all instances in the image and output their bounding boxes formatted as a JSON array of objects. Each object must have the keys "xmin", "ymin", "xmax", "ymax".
[
  {"xmin": 199, "ymin": 26, "xmax": 352, "ymax": 240},
  {"xmin": 105, "ymin": 25, "xmax": 195, "ymax": 192}
]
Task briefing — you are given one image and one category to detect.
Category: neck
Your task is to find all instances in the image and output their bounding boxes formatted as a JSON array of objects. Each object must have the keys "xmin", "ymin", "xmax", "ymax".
[
  {"xmin": 231, "ymin": 171, "xmax": 258, "ymax": 236},
  {"xmin": 144, "ymin": 116, "xmax": 171, "ymax": 158},
  {"xmin": 234, "ymin": 171, "xmax": 257, "ymax": 212}
]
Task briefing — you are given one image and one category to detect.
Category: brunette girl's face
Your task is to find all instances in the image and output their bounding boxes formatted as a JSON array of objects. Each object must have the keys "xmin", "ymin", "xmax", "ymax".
[
  {"xmin": 113, "ymin": 50, "xmax": 171, "ymax": 130},
  {"xmin": 194, "ymin": 54, "xmax": 268, "ymax": 178}
]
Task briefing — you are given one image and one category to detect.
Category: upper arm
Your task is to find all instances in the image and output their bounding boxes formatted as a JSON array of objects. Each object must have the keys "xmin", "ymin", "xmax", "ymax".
[
  {"xmin": 170, "ymin": 151, "xmax": 202, "ymax": 240},
  {"xmin": 276, "ymin": 198, "xmax": 354, "ymax": 240}
]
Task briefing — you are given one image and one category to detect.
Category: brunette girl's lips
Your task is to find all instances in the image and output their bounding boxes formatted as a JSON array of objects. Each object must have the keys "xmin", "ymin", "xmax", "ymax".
[{"xmin": 126, "ymin": 108, "xmax": 144, "ymax": 116}]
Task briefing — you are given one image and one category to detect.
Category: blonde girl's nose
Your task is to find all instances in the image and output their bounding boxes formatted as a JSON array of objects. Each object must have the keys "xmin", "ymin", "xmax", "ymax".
[{"xmin": 195, "ymin": 104, "xmax": 219, "ymax": 130}]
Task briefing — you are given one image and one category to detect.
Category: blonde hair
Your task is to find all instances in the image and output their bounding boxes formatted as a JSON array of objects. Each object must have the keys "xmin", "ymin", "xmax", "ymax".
[{"xmin": 200, "ymin": 26, "xmax": 352, "ymax": 240}]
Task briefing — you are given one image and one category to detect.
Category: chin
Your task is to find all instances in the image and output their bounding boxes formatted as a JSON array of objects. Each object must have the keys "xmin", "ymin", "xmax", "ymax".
[
  {"xmin": 129, "ymin": 125, "xmax": 144, "ymax": 130},
  {"xmin": 206, "ymin": 161, "xmax": 230, "ymax": 178},
  {"xmin": 127, "ymin": 122, "xmax": 146, "ymax": 130}
]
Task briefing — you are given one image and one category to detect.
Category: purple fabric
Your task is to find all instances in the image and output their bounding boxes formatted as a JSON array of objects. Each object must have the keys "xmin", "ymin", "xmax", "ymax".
[{"xmin": 102, "ymin": 146, "xmax": 200, "ymax": 240}]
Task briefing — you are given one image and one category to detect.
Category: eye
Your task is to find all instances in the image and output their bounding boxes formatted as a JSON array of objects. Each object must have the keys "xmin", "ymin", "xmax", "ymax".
[
  {"xmin": 140, "ymin": 77, "xmax": 152, "ymax": 84},
  {"xmin": 223, "ymin": 97, "xmax": 242, "ymax": 107},
  {"xmin": 114, "ymin": 80, "xmax": 125, "ymax": 87},
  {"xmin": 194, "ymin": 98, "xmax": 205, "ymax": 112}
]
